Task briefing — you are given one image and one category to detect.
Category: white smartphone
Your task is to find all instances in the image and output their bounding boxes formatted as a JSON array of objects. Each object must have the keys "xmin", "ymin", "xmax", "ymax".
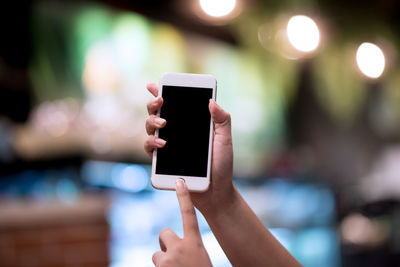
[{"xmin": 151, "ymin": 72, "xmax": 216, "ymax": 192}]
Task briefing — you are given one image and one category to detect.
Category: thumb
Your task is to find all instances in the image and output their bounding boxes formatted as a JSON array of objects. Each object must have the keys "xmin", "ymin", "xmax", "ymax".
[{"xmin": 209, "ymin": 99, "xmax": 232, "ymax": 139}]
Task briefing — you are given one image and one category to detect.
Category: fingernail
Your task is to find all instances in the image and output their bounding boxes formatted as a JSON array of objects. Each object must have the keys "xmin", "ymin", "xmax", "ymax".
[
  {"xmin": 155, "ymin": 138, "xmax": 166, "ymax": 146},
  {"xmin": 211, "ymin": 99, "xmax": 220, "ymax": 107},
  {"xmin": 154, "ymin": 117, "xmax": 166, "ymax": 126},
  {"xmin": 176, "ymin": 179, "xmax": 184, "ymax": 191}
]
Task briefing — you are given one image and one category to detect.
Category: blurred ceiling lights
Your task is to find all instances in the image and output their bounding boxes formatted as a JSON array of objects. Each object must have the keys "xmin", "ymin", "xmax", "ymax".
[
  {"xmin": 286, "ymin": 15, "xmax": 320, "ymax": 53},
  {"xmin": 258, "ymin": 14, "xmax": 322, "ymax": 60},
  {"xmin": 356, "ymin": 42, "xmax": 386, "ymax": 79},
  {"xmin": 199, "ymin": 0, "xmax": 237, "ymax": 17},
  {"xmin": 192, "ymin": 0, "xmax": 241, "ymax": 25}
]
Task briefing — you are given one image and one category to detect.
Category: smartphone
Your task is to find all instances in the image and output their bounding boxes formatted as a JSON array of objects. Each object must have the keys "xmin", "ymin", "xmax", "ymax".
[{"xmin": 151, "ymin": 72, "xmax": 216, "ymax": 192}]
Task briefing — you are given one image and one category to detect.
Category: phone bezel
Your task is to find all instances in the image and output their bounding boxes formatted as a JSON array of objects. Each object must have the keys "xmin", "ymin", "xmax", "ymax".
[{"xmin": 151, "ymin": 72, "xmax": 216, "ymax": 192}]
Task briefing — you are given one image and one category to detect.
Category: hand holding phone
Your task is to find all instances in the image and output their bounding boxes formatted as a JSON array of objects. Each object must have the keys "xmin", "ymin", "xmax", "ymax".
[
  {"xmin": 150, "ymin": 73, "xmax": 216, "ymax": 192},
  {"xmin": 145, "ymin": 75, "xmax": 234, "ymax": 211},
  {"xmin": 146, "ymin": 83, "xmax": 302, "ymax": 267}
]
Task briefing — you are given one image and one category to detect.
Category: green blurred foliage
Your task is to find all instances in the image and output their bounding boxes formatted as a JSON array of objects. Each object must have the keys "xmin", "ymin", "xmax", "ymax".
[{"xmin": 311, "ymin": 43, "xmax": 367, "ymax": 126}]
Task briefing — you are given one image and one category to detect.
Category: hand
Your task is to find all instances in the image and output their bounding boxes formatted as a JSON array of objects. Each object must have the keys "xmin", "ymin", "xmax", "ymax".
[
  {"xmin": 152, "ymin": 179, "xmax": 212, "ymax": 267},
  {"xmin": 144, "ymin": 83, "xmax": 235, "ymax": 215}
]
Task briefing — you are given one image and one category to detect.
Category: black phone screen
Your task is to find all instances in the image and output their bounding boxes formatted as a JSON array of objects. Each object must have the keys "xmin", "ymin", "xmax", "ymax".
[{"xmin": 155, "ymin": 85, "xmax": 213, "ymax": 177}]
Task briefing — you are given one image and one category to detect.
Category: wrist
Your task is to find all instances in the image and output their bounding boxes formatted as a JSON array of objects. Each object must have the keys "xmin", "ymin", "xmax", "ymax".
[{"xmin": 199, "ymin": 183, "xmax": 240, "ymax": 220}]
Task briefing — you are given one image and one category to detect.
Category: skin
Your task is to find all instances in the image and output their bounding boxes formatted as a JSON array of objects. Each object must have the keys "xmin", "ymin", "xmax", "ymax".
[
  {"xmin": 145, "ymin": 83, "xmax": 302, "ymax": 267},
  {"xmin": 152, "ymin": 179, "xmax": 212, "ymax": 267}
]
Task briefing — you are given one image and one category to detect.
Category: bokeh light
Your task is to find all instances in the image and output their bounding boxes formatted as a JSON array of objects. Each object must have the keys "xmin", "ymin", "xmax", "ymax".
[
  {"xmin": 286, "ymin": 15, "xmax": 320, "ymax": 53},
  {"xmin": 356, "ymin": 42, "xmax": 385, "ymax": 79},
  {"xmin": 82, "ymin": 41, "xmax": 119, "ymax": 93},
  {"xmin": 340, "ymin": 213, "xmax": 389, "ymax": 246},
  {"xmin": 199, "ymin": 0, "xmax": 236, "ymax": 17},
  {"xmin": 111, "ymin": 164, "xmax": 149, "ymax": 193},
  {"xmin": 8, "ymin": 2, "xmax": 400, "ymax": 267}
]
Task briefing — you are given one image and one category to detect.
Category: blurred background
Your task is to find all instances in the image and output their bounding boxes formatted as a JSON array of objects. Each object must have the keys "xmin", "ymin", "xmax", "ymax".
[{"xmin": 1, "ymin": 0, "xmax": 400, "ymax": 266}]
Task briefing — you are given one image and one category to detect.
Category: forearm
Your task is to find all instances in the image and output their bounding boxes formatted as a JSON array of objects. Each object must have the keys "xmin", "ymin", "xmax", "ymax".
[{"xmin": 202, "ymin": 186, "xmax": 302, "ymax": 267}]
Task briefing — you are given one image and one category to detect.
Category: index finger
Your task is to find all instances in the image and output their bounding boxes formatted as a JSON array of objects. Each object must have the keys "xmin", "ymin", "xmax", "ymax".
[
  {"xmin": 176, "ymin": 179, "xmax": 201, "ymax": 238},
  {"xmin": 147, "ymin": 83, "xmax": 159, "ymax": 97}
]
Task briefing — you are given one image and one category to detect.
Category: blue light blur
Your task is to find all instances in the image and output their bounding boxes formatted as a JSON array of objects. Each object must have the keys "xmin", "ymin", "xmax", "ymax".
[
  {"xmin": 81, "ymin": 161, "xmax": 151, "ymax": 193},
  {"xmin": 293, "ymin": 227, "xmax": 340, "ymax": 267},
  {"xmin": 0, "ymin": 161, "xmax": 339, "ymax": 266},
  {"xmin": 111, "ymin": 164, "xmax": 148, "ymax": 193},
  {"xmin": 104, "ymin": 171, "xmax": 339, "ymax": 267},
  {"xmin": 55, "ymin": 178, "xmax": 79, "ymax": 204}
]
